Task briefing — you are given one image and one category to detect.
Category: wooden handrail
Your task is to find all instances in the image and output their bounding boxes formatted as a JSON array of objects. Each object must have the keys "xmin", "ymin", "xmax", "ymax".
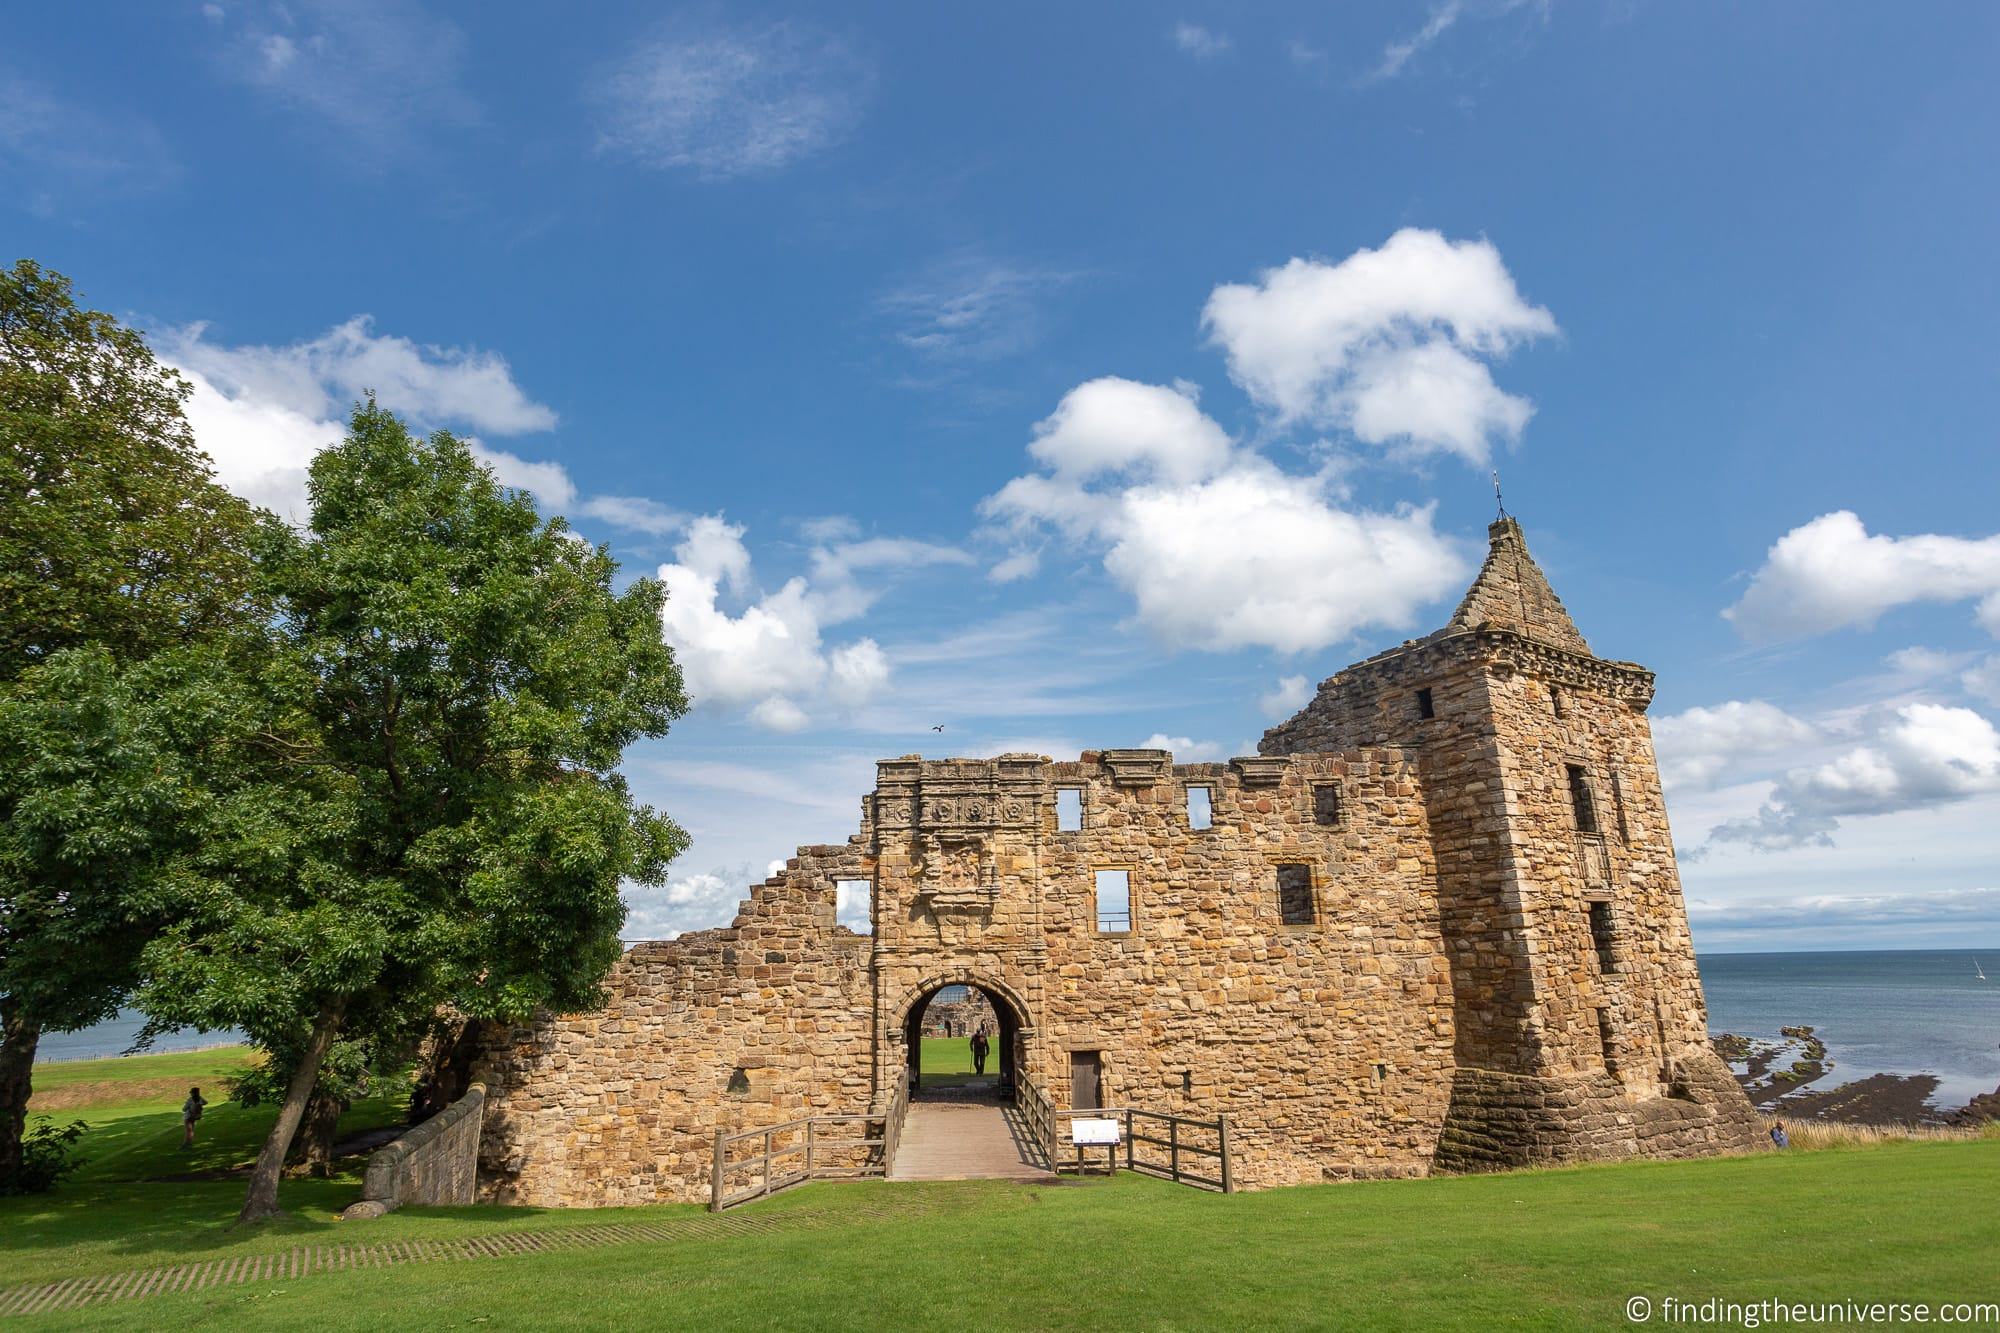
[
  {"xmin": 1041, "ymin": 1103, "xmax": 1233, "ymax": 1193},
  {"xmin": 710, "ymin": 1102, "xmax": 902, "ymax": 1211}
]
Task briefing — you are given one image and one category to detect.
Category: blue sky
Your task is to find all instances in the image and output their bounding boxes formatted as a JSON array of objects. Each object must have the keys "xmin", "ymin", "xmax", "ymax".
[{"xmin": 8, "ymin": 2, "xmax": 1999, "ymax": 952}]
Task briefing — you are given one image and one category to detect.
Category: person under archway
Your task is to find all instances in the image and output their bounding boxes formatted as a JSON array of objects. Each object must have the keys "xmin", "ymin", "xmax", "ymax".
[{"xmin": 970, "ymin": 1025, "xmax": 990, "ymax": 1076}]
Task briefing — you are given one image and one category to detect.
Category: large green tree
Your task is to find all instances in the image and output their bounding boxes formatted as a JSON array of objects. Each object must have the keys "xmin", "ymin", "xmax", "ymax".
[
  {"xmin": 139, "ymin": 402, "xmax": 689, "ymax": 1223},
  {"xmin": 0, "ymin": 260, "xmax": 262, "ymax": 1180}
]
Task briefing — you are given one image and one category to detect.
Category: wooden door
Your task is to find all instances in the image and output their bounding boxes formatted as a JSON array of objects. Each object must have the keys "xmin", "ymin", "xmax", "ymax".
[{"xmin": 1069, "ymin": 1050, "xmax": 1102, "ymax": 1110}]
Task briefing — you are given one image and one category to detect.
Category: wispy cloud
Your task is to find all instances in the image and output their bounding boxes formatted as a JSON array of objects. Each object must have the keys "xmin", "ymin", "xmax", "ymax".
[
  {"xmin": 1172, "ymin": 22, "xmax": 1231, "ymax": 59},
  {"xmin": 877, "ymin": 251, "xmax": 1077, "ymax": 363},
  {"xmin": 1372, "ymin": 2, "xmax": 1463, "ymax": 80},
  {"xmin": 0, "ymin": 71, "xmax": 177, "ymax": 214},
  {"xmin": 591, "ymin": 18, "xmax": 872, "ymax": 179},
  {"xmin": 203, "ymin": 0, "xmax": 478, "ymax": 159}
]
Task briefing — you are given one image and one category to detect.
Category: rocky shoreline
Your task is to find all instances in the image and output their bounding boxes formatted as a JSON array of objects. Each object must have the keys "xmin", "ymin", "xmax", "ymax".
[{"xmin": 1711, "ymin": 1026, "xmax": 1998, "ymax": 1126}]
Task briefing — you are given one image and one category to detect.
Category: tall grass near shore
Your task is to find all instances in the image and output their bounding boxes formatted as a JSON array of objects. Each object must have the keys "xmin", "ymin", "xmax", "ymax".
[{"xmin": 1788, "ymin": 1120, "xmax": 1997, "ymax": 1149}]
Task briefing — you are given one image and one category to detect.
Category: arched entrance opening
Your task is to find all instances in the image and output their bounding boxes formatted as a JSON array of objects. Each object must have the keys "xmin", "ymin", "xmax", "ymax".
[{"xmin": 901, "ymin": 980, "xmax": 1023, "ymax": 1100}]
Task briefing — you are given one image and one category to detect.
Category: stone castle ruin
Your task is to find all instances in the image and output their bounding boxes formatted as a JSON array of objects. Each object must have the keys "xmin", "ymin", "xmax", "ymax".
[{"xmin": 471, "ymin": 518, "xmax": 1764, "ymax": 1205}]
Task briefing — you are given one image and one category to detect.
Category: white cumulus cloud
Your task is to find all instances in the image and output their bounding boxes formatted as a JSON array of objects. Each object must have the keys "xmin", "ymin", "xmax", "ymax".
[
  {"xmin": 1139, "ymin": 733, "xmax": 1230, "ymax": 762},
  {"xmin": 1653, "ymin": 700, "xmax": 1820, "ymax": 792},
  {"xmin": 1724, "ymin": 511, "xmax": 2000, "ymax": 642},
  {"xmin": 983, "ymin": 377, "xmax": 1468, "ymax": 653},
  {"xmin": 1259, "ymin": 674, "xmax": 1313, "ymax": 719},
  {"xmin": 1201, "ymin": 228, "xmax": 1555, "ymax": 464},
  {"xmin": 1704, "ymin": 703, "xmax": 2000, "ymax": 853},
  {"xmin": 656, "ymin": 516, "xmax": 962, "ymax": 730}
]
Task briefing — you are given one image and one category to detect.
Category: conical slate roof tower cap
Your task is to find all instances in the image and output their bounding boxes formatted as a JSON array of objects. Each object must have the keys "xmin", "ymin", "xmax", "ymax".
[{"xmin": 1443, "ymin": 516, "xmax": 1592, "ymax": 656}]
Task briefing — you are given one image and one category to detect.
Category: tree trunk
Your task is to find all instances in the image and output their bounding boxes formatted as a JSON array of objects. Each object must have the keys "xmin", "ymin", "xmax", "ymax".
[
  {"xmin": 0, "ymin": 1001, "xmax": 43, "ymax": 1184},
  {"xmin": 292, "ymin": 1087, "xmax": 343, "ymax": 1178},
  {"xmin": 236, "ymin": 998, "xmax": 343, "ymax": 1225}
]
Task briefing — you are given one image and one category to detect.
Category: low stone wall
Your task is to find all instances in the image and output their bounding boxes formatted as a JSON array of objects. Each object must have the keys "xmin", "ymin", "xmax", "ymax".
[{"xmin": 341, "ymin": 1084, "xmax": 485, "ymax": 1219}]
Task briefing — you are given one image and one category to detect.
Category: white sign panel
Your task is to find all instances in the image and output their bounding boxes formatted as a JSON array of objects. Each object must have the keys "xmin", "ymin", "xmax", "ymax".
[{"xmin": 1071, "ymin": 1117, "xmax": 1121, "ymax": 1146}]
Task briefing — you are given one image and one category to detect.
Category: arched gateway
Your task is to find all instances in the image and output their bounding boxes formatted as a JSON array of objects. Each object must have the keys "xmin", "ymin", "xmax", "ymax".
[
  {"xmin": 470, "ymin": 518, "xmax": 1766, "ymax": 1207},
  {"xmin": 890, "ymin": 977, "xmax": 1027, "ymax": 1094}
]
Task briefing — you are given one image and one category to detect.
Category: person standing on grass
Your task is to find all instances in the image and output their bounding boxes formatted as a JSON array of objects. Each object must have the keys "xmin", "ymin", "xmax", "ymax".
[
  {"xmin": 971, "ymin": 1026, "xmax": 989, "ymax": 1076},
  {"xmin": 1770, "ymin": 1120, "xmax": 1789, "ymax": 1149},
  {"xmin": 182, "ymin": 1086, "xmax": 206, "ymax": 1149}
]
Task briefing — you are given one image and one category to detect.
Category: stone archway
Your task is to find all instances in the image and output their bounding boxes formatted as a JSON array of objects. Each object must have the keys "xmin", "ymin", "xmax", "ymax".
[{"xmin": 891, "ymin": 974, "xmax": 1031, "ymax": 1098}]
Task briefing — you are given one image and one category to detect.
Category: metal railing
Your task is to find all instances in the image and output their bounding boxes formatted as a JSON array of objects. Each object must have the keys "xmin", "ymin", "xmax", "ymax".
[
  {"xmin": 1014, "ymin": 1075, "xmax": 1232, "ymax": 1193},
  {"xmin": 709, "ymin": 1080, "xmax": 910, "ymax": 1212}
]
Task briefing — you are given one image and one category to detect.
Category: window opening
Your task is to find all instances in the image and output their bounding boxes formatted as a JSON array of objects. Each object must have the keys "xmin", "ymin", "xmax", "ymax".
[
  {"xmin": 1588, "ymin": 900, "xmax": 1616, "ymax": 974},
  {"xmin": 1312, "ymin": 781, "xmax": 1343, "ymax": 826},
  {"xmin": 1186, "ymin": 785, "xmax": 1213, "ymax": 830},
  {"xmin": 1566, "ymin": 764, "xmax": 1599, "ymax": 835},
  {"xmin": 1415, "ymin": 687, "xmax": 1436, "ymax": 720},
  {"xmin": 1056, "ymin": 787, "xmax": 1083, "ymax": 832},
  {"xmin": 1094, "ymin": 869, "xmax": 1131, "ymax": 933},
  {"xmin": 1277, "ymin": 863, "xmax": 1315, "ymax": 926}
]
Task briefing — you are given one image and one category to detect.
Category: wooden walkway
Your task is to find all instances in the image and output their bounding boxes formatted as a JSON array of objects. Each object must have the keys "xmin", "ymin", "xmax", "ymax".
[
  {"xmin": 0, "ymin": 1192, "xmax": 955, "ymax": 1319},
  {"xmin": 887, "ymin": 1099, "xmax": 1054, "ymax": 1182}
]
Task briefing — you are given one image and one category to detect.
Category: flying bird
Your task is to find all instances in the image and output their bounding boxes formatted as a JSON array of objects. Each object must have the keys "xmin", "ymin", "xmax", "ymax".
[{"xmin": 930, "ymin": 724, "xmax": 945, "ymax": 732}]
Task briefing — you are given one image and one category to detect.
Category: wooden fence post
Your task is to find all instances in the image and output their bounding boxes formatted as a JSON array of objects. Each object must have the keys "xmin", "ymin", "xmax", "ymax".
[
  {"xmin": 1169, "ymin": 1117, "xmax": 1180, "ymax": 1183},
  {"xmin": 1218, "ymin": 1114, "xmax": 1232, "ymax": 1194},
  {"xmin": 761, "ymin": 1128, "xmax": 774, "ymax": 1199},
  {"xmin": 806, "ymin": 1118, "xmax": 817, "ymax": 1178},
  {"xmin": 710, "ymin": 1130, "xmax": 726, "ymax": 1212},
  {"xmin": 1124, "ymin": 1108, "xmax": 1134, "ymax": 1172}
]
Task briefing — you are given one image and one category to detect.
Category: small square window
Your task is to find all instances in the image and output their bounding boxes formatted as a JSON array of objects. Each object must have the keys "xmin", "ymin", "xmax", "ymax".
[
  {"xmin": 1094, "ymin": 869, "xmax": 1131, "ymax": 933},
  {"xmin": 1416, "ymin": 688, "xmax": 1435, "ymax": 720},
  {"xmin": 1056, "ymin": 787, "xmax": 1083, "ymax": 832},
  {"xmin": 1311, "ymin": 781, "xmax": 1343, "ymax": 826},
  {"xmin": 1186, "ymin": 785, "xmax": 1213, "ymax": 830},
  {"xmin": 1277, "ymin": 863, "xmax": 1314, "ymax": 926}
]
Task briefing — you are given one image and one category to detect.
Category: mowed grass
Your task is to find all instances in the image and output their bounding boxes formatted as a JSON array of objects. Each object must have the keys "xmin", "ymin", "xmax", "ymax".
[
  {"xmin": 6, "ymin": 1138, "xmax": 1999, "ymax": 1330},
  {"xmin": 915, "ymin": 1036, "xmax": 997, "ymax": 1088},
  {"xmin": 8, "ymin": 1048, "xmax": 1999, "ymax": 1329},
  {"xmin": 8, "ymin": 1041, "xmax": 410, "ymax": 1270}
]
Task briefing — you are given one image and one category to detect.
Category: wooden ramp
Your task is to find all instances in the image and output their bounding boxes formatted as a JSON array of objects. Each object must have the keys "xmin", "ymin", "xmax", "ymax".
[{"xmin": 888, "ymin": 1100, "xmax": 1053, "ymax": 1181}]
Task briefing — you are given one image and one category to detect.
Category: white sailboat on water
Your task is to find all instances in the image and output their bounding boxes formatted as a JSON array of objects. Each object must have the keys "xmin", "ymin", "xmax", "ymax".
[{"xmin": 1978, "ymin": 958, "xmax": 1988, "ymax": 982}]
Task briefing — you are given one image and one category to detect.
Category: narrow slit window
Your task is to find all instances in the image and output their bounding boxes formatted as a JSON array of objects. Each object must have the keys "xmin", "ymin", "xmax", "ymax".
[
  {"xmin": 1611, "ymin": 772, "xmax": 1631, "ymax": 843},
  {"xmin": 1597, "ymin": 1009, "xmax": 1619, "ymax": 1075},
  {"xmin": 1588, "ymin": 900, "xmax": 1616, "ymax": 974},
  {"xmin": 1094, "ymin": 869, "xmax": 1131, "ymax": 933},
  {"xmin": 1311, "ymin": 781, "xmax": 1343, "ymax": 826},
  {"xmin": 1186, "ymin": 785, "xmax": 1213, "ymax": 830},
  {"xmin": 1566, "ymin": 764, "xmax": 1599, "ymax": 835},
  {"xmin": 1055, "ymin": 787, "xmax": 1083, "ymax": 832},
  {"xmin": 1415, "ymin": 687, "xmax": 1436, "ymax": 720},
  {"xmin": 1277, "ymin": 863, "xmax": 1315, "ymax": 926}
]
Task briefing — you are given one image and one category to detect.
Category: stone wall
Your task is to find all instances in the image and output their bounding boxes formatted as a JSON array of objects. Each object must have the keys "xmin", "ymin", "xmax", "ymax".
[
  {"xmin": 473, "ymin": 844, "xmax": 876, "ymax": 1206},
  {"xmin": 473, "ymin": 515, "xmax": 1762, "ymax": 1203},
  {"xmin": 921, "ymin": 989, "xmax": 999, "ymax": 1037},
  {"xmin": 344, "ymin": 1084, "xmax": 485, "ymax": 1218}
]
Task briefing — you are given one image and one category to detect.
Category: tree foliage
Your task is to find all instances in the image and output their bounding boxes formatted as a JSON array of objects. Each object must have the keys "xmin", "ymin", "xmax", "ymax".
[
  {"xmin": 136, "ymin": 403, "xmax": 689, "ymax": 1221},
  {"xmin": 0, "ymin": 259, "xmax": 263, "ymax": 1184}
]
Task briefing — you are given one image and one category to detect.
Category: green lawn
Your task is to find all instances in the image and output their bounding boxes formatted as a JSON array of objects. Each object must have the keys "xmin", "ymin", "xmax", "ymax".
[
  {"xmin": 15, "ymin": 1044, "xmax": 408, "ymax": 1196},
  {"xmin": 5, "ymin": 1138, "xmax": 1997, "ymax": 1329},
  {"xmin": 916, "ymin": 1036, "xmax": 998, "ymax": 1088},
  {"xmin": 8, "ymin": 1047, "xmax": 1998, "ymax": 1329}
]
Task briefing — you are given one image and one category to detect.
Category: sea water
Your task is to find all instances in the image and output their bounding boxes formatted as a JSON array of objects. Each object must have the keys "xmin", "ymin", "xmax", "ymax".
[
  {"xmin": 32, "ymin": 1010, "xmax": 242, "ymax": 1063},
  {"xmin": 1701, "ymin": 949, "xmax": 2000, "ymax": 1109}
]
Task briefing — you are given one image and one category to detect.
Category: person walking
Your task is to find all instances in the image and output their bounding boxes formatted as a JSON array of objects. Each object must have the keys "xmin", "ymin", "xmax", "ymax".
[
  {"xmin": 970, "ymin": 1026, "xmax": 989, "ymax": 1076},
  {"xmin": 182, "ymin": 1086, "xmax": 207, "ymax": 1149}
]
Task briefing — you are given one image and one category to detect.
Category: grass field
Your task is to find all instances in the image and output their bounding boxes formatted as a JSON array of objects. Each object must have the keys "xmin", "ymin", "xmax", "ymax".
[
  {"xmin": 916, "ymin": 1035, "xmax": 998, "ymax": 1088},
  {"xmin": 6, "ymin": 1048, "xmax": 1998, "ymax": 1329}
]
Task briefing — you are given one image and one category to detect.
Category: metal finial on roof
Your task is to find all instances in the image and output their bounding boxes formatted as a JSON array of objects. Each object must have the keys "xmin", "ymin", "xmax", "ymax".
[{"xmin": 1492, "ymin": 469, "xmax": 1507, "ymax": 521}]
